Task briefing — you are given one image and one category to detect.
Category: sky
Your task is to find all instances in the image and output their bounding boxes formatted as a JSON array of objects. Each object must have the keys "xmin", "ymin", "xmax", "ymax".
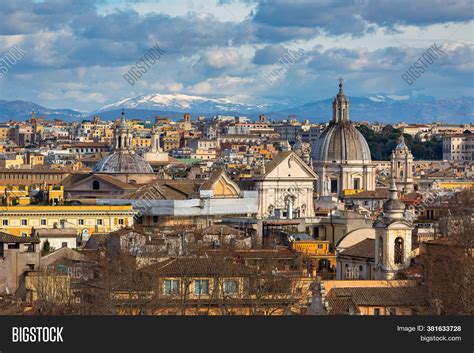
[{"xmin": 0, "ymin": 0, "xmax": 473, "ymax": 112}]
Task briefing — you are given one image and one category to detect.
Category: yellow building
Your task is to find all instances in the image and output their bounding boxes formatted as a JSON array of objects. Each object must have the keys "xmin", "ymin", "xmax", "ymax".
[
  {"xmin": 0, "ymin": 125, "xmax": 11, "ymax": 141},
  {"xmin": 48, "ymin": 185, "xmax": 64, "ymax": 205},
  {"xmin": 291, "ymin": 240, "xmax": 332, "ymax": 255},
  {"xmin": 132, "ymin": 136, "xmax": 152, "ymax": 148},
  {"xmin": 190, "ymin": 148, "xmax": 217, "ymax": 160},
  {"xmin": 432, "ymin": 181, "xmax": 474, "ymax": 191},
  {"xmin": 0, "ymin": 205, "xmax": 135, "ymax": 237},
  {"xmin": 26, "ymin": 153, "xmax": 44, "ymax": 166},
  {"xmin": 163, "ymin": 131, "xmax": 180, "ymax": 151},
  {"xmin": 0, "ymin": 154, "xmax": 24, "ymax": 169},
  {"xmin": 291, "ymin": 240, "xmax": 337, "ymax": 274},
  {"xmin": 0, "ymin": 185, "xmax": 30, "ymax": 206}
]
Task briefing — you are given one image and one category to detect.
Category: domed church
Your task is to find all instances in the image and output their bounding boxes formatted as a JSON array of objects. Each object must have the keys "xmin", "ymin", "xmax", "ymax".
[
  {"xmin": 93, "ymin": 111, "xmax": 156, "ymax": 184},
  {"xmin": 312, "ymin": 80, "xmax": 375, "ymax": 197}
]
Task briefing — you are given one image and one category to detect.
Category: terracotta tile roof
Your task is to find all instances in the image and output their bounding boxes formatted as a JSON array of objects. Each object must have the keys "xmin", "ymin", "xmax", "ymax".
[
  {"xmin": 339, "ymin": 238, "xmax": 375, "ymax": 259},
  {"xmin": 345, "ymin": 189, "xmax": 389, "ymax": 199},
  {"xmin": 326, "ymin": 297, "xmax": 360, "ymax": 315},
  {"xmin": 129, "ymin": 180, "xmax": 196, "ymax": 200},
  {"xmin": 194, "ymin": 224, "xmax": 241, "ymax": 237},
  {"xmin": 34, "ymin": 228, "xmax": 77, "ymax": 238},
  {"xmin": 327, "ymin": 286, "xmax": 425, "ymax": 308},
  {"xmin": 84, "ymin": 234, "xmax": 107, "ymax": 250},
  {"xmin": 263, "ymin": 151, "xmax": 293, "ymax": 176},
  {"xmin": 234, "ymin": 249, "xmax": 295, "ymax": 259},
  {"xmin": 92, "ymin": 174, "xmax": 139, "ymax": 190},
  {"xmin": 61, "ymin": 173, "xmax": 138, "ymax": 190},
  {"xmin": 200, "ymin": 168, "xmax": 224, "ymax": 190},
  {"xmin": 143, "ymin": 257, "xmax": 257, "ymax": 276},
  {"xmin": 71, "ymin": 142, "xmax": 109, "ymax": 148},
  {"xmin": 427, "ymin": 169, "xmax": 456, "ymax": 178},
  {"xmin": 0, "ymin": 232, "xmax": 39, "ymax": 243}
]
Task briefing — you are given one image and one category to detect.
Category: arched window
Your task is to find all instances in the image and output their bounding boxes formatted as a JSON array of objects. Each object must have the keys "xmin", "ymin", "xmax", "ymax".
[
  {"xmin": 394, "ymin": 237, "xmax": 404, "ymax": 264},
  {"xmin": 92, "ymin": 180, "xmax": 100, "ymax": 190},
  {"xmin": 378, "ymin": 237, "xmax": 383, "ymax": 263}
]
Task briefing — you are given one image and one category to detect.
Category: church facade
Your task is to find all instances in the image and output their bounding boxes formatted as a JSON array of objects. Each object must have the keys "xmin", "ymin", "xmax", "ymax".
[{"xmin": 247, "ymin": 151, "xmax": 317, "ymax": 219}]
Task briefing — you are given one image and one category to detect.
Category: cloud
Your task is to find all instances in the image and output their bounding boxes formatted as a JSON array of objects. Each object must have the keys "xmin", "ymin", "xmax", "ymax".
[
  {"xmin": 193, "ymin": 48, "xmax": 242, "ymax": 76},
  {"xmin": 363, "ymin": 0, "xmax": 474, "ymax": 28},
  {"xmin": 251, "ymin": 0, "xmax": 473, "ymax": 38},
  {"xmin": 0, "ymin": 0, "xmax": 472, "ymax": 111},
  {"xmin": 252, "ymin": 44, "xmax": 288, "ymax": 64}
]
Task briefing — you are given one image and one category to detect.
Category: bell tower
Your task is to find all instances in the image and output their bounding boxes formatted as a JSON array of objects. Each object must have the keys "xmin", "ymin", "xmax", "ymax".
[
  {"xmin": 374, "ymin": 180, "xmax": 414, "ymax": 279},
  {"xmin": 391, "ymin": 135, "xmax": 414, "ymax": 193}
]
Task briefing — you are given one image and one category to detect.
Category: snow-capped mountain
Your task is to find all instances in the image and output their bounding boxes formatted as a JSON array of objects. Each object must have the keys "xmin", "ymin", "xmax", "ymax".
[
  {"xmin": 95, "ymin": 93, "xmax": 261, "ymax": 114},
  {"xmin": 272, "ymin": 95, "xmax": 473, "ymax": 124},
  {"xmin": 1, "ymin": 92, "xmax": 472, "ymax": 123},
  {"xmin": 92, "ymin": 92, "xmax": 473, "ymax": 124}
]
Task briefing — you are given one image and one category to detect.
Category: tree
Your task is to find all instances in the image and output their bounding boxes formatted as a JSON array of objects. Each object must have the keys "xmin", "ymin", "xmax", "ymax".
[
  {"xmin": 418, "ymin": 190, "xmax": 473, "ymax": 315},
  {"xmin": 42, "ymin": 240, "xmax": 51, "ymax": 255}
]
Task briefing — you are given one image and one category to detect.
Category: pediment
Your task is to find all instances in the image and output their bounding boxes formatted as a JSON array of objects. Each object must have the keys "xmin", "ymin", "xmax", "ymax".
[{"xmin": 265, "ymin": 152, "xmax": 317, "ymax": 180}]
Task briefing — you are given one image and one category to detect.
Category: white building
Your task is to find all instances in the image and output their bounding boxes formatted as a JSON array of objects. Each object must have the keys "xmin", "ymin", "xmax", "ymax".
[
  {"xmin": 247, "ymin": 151, "xmax": 317, "ymax": 219},
  {"xmin": 442, "ymin": 132, "xmax": 474, "ymax": 161}
]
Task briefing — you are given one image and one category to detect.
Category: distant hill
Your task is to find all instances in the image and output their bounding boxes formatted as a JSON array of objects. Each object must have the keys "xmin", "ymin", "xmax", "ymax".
[
  {"xmin": 94, "ymin": 92, "xmax": 474, "ymax": 124},
  {"xmin": 0, "ymin": 100, "xmax": 85, "ymax": 121},
  {"xmin": 1, "ymin": 93, "xmax": 473, "ymax": 124},
  {"xmin": 270, "ymin": 95, "xmax": 474, "ymax": 124}
]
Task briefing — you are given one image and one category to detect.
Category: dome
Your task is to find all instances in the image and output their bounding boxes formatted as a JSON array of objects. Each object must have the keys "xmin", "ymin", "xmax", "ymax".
[
  {"xmin": 383, "ymin": 198, "xmax": 405, "ymax": 212},
  {"xmin": 382, "ymin": 180, "xmax": 406, "ymax": 221},
  {"xmin": 93, "ymin": 151, "xmax": 154, "ymax": 174},
  {"xmin": 312, "ymin": 122, "xmax": 372, "ymax": 162}
]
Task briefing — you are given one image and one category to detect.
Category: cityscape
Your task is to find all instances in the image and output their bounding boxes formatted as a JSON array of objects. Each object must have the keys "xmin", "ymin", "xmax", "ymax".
[{"xmin": 0, "ymin": 0, "xmax": 472, "ymax": 322}]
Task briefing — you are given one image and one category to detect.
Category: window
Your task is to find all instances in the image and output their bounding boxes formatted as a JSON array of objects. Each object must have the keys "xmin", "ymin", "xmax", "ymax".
[
  {"xmin": 78, "ymin": 219, "xmax": 85, "ymax": 226},
  {"xmin": 92, "ymin": 180, "xmax": 100, "ymax": 190},
  {"xmin": 389, "ymin": 308, "xmax": 397, "ymax": 316},
  {"xmin": 152, "ymin": 216, "xmax": 159, "ymax": 223},
  {"xmin": 353, "ymin": 178, "xmax": 360, "ymax": 190},
  {"xmin": 163, "ymin": 279, "xmax": 180, "ymax": 295},
  {"xmin": 374, "ymin": 308, "xmax": 380, "ymax": 316},
  {"xmin": 97, "ymin": 219, "xmax": 103, "ymax": 225},
  {"xmin": 2, "ymin": 220, "xmax": 8, "ymax": 226},
  {"xmin": 40, "ymin": 219, "xmax": 47, "ymax": 226},
  {"xmin": 21, "ymin": 219, "xmax": 27, "ymax": 226},
  {"xmin": 194, "ymin": 280, "xmax": 210, "ymax": 296},
  {"xmin": 223, "ymin": 280, "xmax": 238, "ymax": 295},
  {"xmin": 118, "ymin": 219, "xmax": 124, "ymax": 225},
  {"xmin": 378, "ymin": 237, "xmax": 384, "ymax": 263},
  {"xmin": 330, "ymin": 179, "xmax": 338, "ymax": 194},
  {"xmin": 61, "ymin": 242, "xmax": 68, "ymax": 248},
  {"xmin": 394, "ymin": 237, "xmax": 404, "ymax": 264}
]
